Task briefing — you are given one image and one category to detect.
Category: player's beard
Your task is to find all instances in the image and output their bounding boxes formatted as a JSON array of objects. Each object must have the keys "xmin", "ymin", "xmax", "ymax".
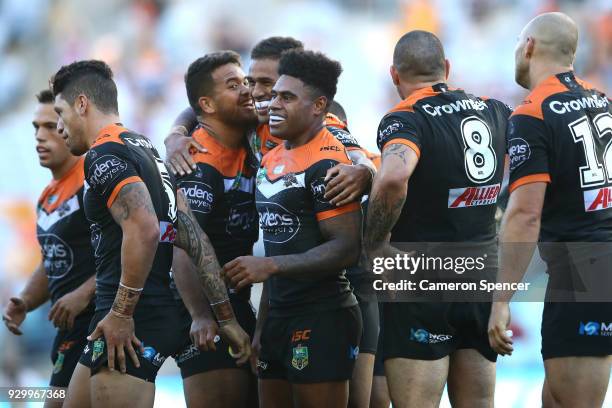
[{"xmin": 219, "ymin": 105, "xmax": 258, "ymax": 129}]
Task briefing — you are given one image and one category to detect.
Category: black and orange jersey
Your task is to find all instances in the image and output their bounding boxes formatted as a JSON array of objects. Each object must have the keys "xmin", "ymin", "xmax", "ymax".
[
  {"xmin": 250, "ymin": 112, "xmax": 361, "ymax": 161},
  {"xmin": 377, "ymin": 83, "xmax": 511, "ymax": 242},
  {"xmin": 508, "ymin": 71, "xmax": 612, "ymax": 242},
  {"xmin": 37, "ymin": 157, "xmax": 96, "ymax": 305},
  {"xmin": 176, "ymin": 127, "xmax": 258, "ymax": 267},
  {"xmin": 84, "ymin": 123, "xmax": 178, "ymax": 311},
  {"xmin": 255, "ymin": 127, "xmax": 360, "ymax": 317}
]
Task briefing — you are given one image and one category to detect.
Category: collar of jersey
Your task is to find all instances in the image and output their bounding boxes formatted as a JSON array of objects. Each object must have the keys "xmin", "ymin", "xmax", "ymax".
[
  {"xmin": 193, "ymin": 126, "xmax": 244, "ymax": 153},
  {"xmin": 48, "ymin": 156, "xmax": 84, "ymax": 188},
  {"xmin": 534, "ymin": 71, "xmax": 573, "ymax": 89},
  {"xmin": 94, "ymin": 122, "xmax": 124, "ymax": 143},
  {"xmin": 278, "ymin": 127, "xmax": 327, "ymax": 153}
]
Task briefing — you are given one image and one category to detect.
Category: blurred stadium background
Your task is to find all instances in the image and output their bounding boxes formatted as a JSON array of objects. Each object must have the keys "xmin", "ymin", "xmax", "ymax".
[{"xmin": 0, "ymin": 0, "xmax": 610, "ymax": 406}]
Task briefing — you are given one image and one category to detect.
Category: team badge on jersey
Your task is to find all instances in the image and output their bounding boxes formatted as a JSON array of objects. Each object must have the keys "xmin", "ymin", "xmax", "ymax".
[
  {"xmin": 291, "ymin": 345, "xmax": 309, "ymax": 370},
  {"xmin": 256, "ymin": 167, "xmax": 267, "ymax": 186}
]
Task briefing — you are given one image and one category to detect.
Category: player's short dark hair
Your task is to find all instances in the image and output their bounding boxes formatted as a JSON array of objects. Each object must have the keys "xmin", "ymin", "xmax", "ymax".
[
  {"xmin": 185, "ymin": 50, "xmax": 241, "ymax": 114},
  {"xmin": 393, "ymin": 30, "xmax": 446, "ymax": 79},
  {"xmin": 250, "ymin": 37, "xmax": 304, "ymax": 60},
  {"xmin": 50, "ymin": 60, "xmax": 119, "ymax": 114},
  {"xmin": 328, "ymin": 100, "xmax": 347, "ymax": 123},
  {"xmin": 278, "ymin": 49, "xmax": 342, "ymax": 103},
  {"xmin": 36, "ymin": 89, "xmax": 54, "ymax": 104}
]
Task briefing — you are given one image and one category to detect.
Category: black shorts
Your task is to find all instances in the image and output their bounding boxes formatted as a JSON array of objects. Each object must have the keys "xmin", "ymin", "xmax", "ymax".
[
  {"xmin": 175, "ymin": 296, "xmax": 257, "ymax": 378},
  {"xmin": 383, "ymin": 302, "xmax": 497, "ymax": 363},
  {"xmin": 257, "ymin": 306, "xmax": 362, "ymax": 383},
  {"xmin": 542, "ymin": 301, "xmax": 612, "ymax": 360},
  {"xmin": 50, "ymin": 313, "xmax": 92, "ymax": 387},
  {"xmin": 357, "ymin": 296, "xmax": 379, "ymax": 355},
  {"xmin": 373, "ymin": 303, "xmax": 385, "ymax": 377},
  {"xmin": 79, "ymin": 304, "xmax": 187, "ymax": 382}
]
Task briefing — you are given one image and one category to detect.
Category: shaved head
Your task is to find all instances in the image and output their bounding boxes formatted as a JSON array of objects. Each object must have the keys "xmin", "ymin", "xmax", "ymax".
[
  {"xmin": 393, "ymin": 30, "xmax": 446, "ymax": 81},
  {"xmin": 521, "ymin": 12, "xmax": 578, "ymax": 65},
  {"xmin": 515, "ymin": 12, "xmax": 578, "ymax": 89}
]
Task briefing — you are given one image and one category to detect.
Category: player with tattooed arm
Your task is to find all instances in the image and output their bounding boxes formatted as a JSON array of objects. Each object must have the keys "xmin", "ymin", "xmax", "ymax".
[{"xmin": 50, "ymin": 60, "xmax": 250, "ymax": 408}]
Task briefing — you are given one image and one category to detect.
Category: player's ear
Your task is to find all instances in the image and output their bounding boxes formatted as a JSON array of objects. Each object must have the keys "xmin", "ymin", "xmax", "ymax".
[
  {"xmin": 199, "ymin": 96, "xmax": 215, "ymax": 115},
  {"xmin": 75, "ymin": 94, "xmax": 88, "ymax": 116},
  {"xmin": 390, "ymin": 65, "xmax": 400, "ymax": 86},
  {"xmin": 525, "ymin": 37, "xmax": 535, "ymax": 59},
  {"xmin": 444, "ymin": 59, "xmax": 450, "ymax": 80},
  {"xmin": 313, "ymin": 96, "xmax": 327, "ymax": 116}
]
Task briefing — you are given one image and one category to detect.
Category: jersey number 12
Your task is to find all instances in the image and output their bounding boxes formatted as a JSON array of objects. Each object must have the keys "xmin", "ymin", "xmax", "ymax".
[{"xmin": 570, "ymin": 113, "xmax": 612, "ymax": 188}]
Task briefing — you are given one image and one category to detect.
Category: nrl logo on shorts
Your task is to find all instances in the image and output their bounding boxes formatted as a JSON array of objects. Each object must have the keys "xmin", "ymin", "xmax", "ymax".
[
  {"xmin": 53, "ymin": 352, "xmax": 65, "ymax": 374},
  {"xmin": 291, "ymin": 345, "xmax": 309, "ymax": 370},
  {"xmin": 92, "ymin": 339, "xmax": 105, "ymax": 362}
]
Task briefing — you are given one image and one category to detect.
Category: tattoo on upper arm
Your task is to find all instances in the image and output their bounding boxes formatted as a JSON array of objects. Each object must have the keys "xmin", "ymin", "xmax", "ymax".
[
  {"xmin": 382, "ymin": 143, "xmax": 409, "ymax": 165},
  {"xmin": 110, "ymin": 182, "xmax": 156, "ymax": 222}
]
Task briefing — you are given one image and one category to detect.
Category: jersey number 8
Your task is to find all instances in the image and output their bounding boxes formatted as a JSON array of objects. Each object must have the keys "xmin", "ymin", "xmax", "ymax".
[{"xmin": 461, "ymin": 116, "xmax": 497, "ymax": 183}]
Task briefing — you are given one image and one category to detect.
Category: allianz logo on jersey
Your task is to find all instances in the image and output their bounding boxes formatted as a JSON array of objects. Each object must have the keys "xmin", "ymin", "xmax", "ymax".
[
  {"xmin": 549, "ymin": 94, "xmax": 608, "ymax": 115},
  {"xmin": 422, "ymin": 99, "xmax": 487, "ymax": 117},
  {"xmin": 583, "ymin": 186, "xmax": 612, "ymax": 212},
  {"xmin": 410, "ymin": 328, "xmax": 453, "ymax": 344},
  {"xmin": 448, "ymin": 183, "xmax": 500, "ymax": 208},
  {"xmin": 578, "ymin": 321, "xmax": 612, "ymax": 336}
]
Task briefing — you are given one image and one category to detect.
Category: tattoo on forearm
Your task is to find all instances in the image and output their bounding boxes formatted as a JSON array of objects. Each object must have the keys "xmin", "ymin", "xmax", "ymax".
[
  {"xmin": 113, "ymin": 183, "xmax": 156, "ymax": 221},
  {"xmin": 382, "ymin": 143, "xmax": 409, "ymax": 165},
  {"xmin": 365, "ymin": 188, "xmax": 405, "ymax": 250},
  {"xmin": 175, "ymin": 208, "xmax": 228, "ymax": 303}
]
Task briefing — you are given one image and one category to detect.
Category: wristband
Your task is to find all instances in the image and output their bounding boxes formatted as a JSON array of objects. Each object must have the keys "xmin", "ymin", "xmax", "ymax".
[
  {"xmin": 111, "ymin": 283, "xmax": 142, "ymax": 318},
  {"xmin": 119, "ymin": 282, "xmax": 143, "ymax": 292},
  {"xmin": 210, "ymin": 299, "xmax": 234, "ymax": 323}
]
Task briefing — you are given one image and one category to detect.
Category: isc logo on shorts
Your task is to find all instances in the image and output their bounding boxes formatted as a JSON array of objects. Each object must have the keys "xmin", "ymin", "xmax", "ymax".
[{"xmin": 291, "ymin": 329, "xmax": 311, "ymax": 342}]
